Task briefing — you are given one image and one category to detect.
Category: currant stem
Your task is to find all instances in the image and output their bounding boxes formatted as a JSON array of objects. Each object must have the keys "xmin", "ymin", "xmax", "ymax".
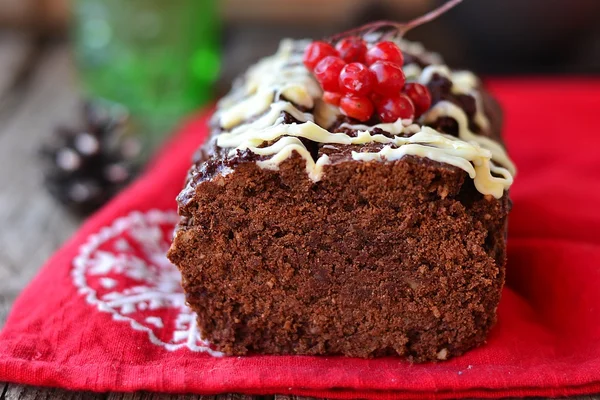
[
  {"xmin": 399, "ymin": 0, "xmax": 463, "ymax": 36},
  {"xmin": 327, "ymin": 0, "xmax": 463, "ymax": 43}
]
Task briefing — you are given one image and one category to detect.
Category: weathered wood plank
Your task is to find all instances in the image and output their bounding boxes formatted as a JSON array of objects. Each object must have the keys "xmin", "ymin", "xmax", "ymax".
[
  {"xmin": 1, "ymin": 382, "xmax": 8, "ymax": 399},
  {"xmin": 274, "ymin": 395, "xmax": 600, "ymax": 400},
  {"xmin": 494, "ymin": 397, "xmax": 600, "ymax": 400},
  {"xmin": 0, "ymin": 31, "xmax": 34, "ymax": 106},
  {"xmin": 0, "ymin": 44, "xmax": 82, "ymax": 328},
  {"xmin": 1, "ymin": 390, "xmax": 268, "ymax": 400},
  {"xmin": 2, "ymin": 386, "xmax": 599, "ymax": 400},
  {"xmin": 80, "ymin": 392, "xmax": 259, "ymax": 400},
  {"xmin": 0, "ymin": 294, "xmax": 9, "ymax": 331},
  {"xmin": 214, "ymin": 395, "xmax": 257, "ymax": 400},
  {"xmin": 106, "ymin": 392, "xmax": 214, "ymax": 400},
  {"xmin": 2, "ymin": 383, "xmax": 105, "ymax": 400}
]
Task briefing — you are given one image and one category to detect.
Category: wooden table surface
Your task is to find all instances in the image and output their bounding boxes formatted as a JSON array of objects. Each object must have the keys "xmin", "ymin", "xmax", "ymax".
[{"xmin": 0, "ymin": 31, "xmax": 597, "ymax": 400}]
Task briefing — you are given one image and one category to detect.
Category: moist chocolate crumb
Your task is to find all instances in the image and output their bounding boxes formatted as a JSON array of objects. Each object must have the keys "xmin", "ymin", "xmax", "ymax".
[{"xmin": 168, "ymin": 153, "xmax": 510, "ymax": 361}]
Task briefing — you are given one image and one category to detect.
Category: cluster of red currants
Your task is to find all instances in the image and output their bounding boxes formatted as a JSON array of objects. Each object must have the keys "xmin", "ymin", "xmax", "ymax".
[{"xmin": 303, "ymin": 37, "xmax": 432, "ymax": 123}]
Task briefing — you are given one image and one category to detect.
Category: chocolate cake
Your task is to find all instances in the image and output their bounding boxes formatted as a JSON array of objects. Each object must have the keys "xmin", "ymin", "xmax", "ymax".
[{"xmin": 167, "ymin": 34, "xmax": 516, "ymax": 361}]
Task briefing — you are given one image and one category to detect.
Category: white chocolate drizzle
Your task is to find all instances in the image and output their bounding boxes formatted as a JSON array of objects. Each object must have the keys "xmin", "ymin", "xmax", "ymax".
[
  {"xmin": 212, "ymin": 39, "xmax": 515, "ymax": 199},
  {"xmin": 417, "ymin": 65, "xmax": 491, "ymax": 132}
]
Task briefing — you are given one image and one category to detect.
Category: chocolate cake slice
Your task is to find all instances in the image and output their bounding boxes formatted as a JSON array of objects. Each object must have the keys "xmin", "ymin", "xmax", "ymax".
[{"xmin": 167, "ymin": 36, "xmax": 515, "ymax": 361}]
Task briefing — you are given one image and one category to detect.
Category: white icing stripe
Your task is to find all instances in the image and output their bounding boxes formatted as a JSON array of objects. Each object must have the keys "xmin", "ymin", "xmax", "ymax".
[
  {"xmin": 353, "ymin": 144, "xmax": 478, "ymax": 179},
  {"xmin": 418, "ymin": 65, "xmax": 491, "ymax": 132},
  {"xmin": 213, "ymin": 38, "xmax": 515, "ymax": 199},
  {"xmin": 216, "ymin": 39, "xmax": 320, "ymax": 131},
  {"xmin": 217, "ymin": 101, "xmax": 314, "ymax": 148},
  {"xmin": 418, "ymin": 65, "xmax": 452, "ymax": 87},
  {"xmin": 339, "ymin": 119, "xmax": 421, "ymax": 136},
  {"xmin": 402, "ymin": 63, "xmax": 422, "ymax": 80},
  {"xmin": 340, "ymin": 100, "xmax": 515, "ymax": 178},
  {"xmin": 253, "ymin": 137, "xmax": 332, "ymax": 182},
  {"xmin": 219, "ymin": 89, "xmax": 275, "ymax": 130},
  {"xmin": 352, "ymin": 127, "xmax": 512, "ymax": 199},
  {"xmin": 423, "ymin": 101, "xmax": 516, "ymax": 176}
]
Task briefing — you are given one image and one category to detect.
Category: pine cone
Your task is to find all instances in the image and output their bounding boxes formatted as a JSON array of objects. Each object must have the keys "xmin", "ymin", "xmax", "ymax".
[{"xmin": 40, "ymin": 101, "xmax": 140, "ymax": 214}]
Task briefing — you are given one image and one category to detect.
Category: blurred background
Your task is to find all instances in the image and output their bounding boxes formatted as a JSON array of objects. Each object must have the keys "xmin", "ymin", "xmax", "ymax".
[
  {"xmin": 2, "ymin": 0, "xmax": 600, "ymax": 136},
  {"xmin": 3, "ymin": 0, "xmax": 600, "ymax": 76},
  {"xmin": 0, "ymin": 0, "xmax": 598, "ymax": 216},
  {"xmin": 0, "ymin": 0, "xmax": 599, "ymax": 326}
]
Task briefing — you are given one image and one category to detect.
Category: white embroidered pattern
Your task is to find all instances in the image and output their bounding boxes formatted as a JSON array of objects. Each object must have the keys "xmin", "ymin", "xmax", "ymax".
[{"xmin": 72, "ymin": 209, "xmax": 222, "ymax": 356}]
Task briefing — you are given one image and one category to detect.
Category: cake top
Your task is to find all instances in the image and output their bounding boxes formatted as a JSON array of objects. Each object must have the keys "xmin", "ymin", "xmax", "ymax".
[{"xmin": 206, "ymin": 34, "xmax": 515, "ymax": 199}]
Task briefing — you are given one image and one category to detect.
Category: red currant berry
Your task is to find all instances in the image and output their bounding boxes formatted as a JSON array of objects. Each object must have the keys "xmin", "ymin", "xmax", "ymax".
[
  {"xmin": 313, "ymin": 56, "xmax": 346, "ymax": 91},
  {"xmin": 404, "ymin": 83, "xmax": 432, "ymax": 117},
  {"xmin": 370, "ymin": 92, "xmax": 384, "ymax": 106},
  {"xmin": 365, "ymin": 41, "xmax": 404, "ymax": 66},
  {"xmin": 335, "ymin": 36, "xmax": 367, "ymax": 63},
  {"xmin": 323, "ymin": 91, "xmax": 342, "ymax": 106},
  {"xmin": 376, "ymin": 94, "xmax": 415, "ymax": 122},
  {"xmin": 340, "ymin": 95, "xmax": 374, "ymax": 122},
  {"xmin": 369, "ymin": 61, "xmax": 406, "ymax": 96},
  {"xmin": 338, "ymin": 62, "xmax": 374, "ymax": 96},
  {"xmin": 303, "ymin": 41, "xmax": 338, "ymax": 70}
]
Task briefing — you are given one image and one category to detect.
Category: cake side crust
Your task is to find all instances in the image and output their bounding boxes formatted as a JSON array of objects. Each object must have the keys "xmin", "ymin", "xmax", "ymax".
[{"xmin": 167, "ymin": 154, "xmax": 509, "ymax": 360}]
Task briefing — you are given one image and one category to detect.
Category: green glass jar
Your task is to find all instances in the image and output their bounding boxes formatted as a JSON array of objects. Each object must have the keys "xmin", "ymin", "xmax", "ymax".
[{"xmin": 73, "ymin": 0, "xmax": 220, "ymax": 154}]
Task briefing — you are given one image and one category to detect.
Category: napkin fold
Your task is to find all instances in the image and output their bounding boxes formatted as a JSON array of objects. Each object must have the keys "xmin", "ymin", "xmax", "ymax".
[{"xmin": 1, "ymin": 79, "xmax": 600, "ymax": 399}]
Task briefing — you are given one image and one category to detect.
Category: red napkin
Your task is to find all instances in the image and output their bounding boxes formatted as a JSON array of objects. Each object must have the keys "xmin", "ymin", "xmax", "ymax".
[{"xmin": 1, "ymin": 79, "xmax": 600, "ymax": 399}]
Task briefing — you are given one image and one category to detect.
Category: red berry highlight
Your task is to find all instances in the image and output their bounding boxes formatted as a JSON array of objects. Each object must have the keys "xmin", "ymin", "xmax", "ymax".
[
  {"xmin": 365, "ymin": 41, "xmax": 404, "ymax": 66},
  {"xmin": 404, "ymin": 83, "xmax": 432, "ymax": 117},
  {"xmin": 339, "ymin": 62, "xmax": 374, "ymax": 96},
  {"xmin": 377, "ymin": 94, "xmax": 415, "ymax": 122},
  {"xmin": 335, "ymin": 36, "xmax": 368, "ymax": 63},
  {"xmin": 340, "ymin": 95, "xmax": 374, "ymax": 122},
  {"xmin": 323, "ymin": 91, "xmax": 342, "ymax": 106},
  {"xmin": 369, "ymin": 61, "xmax": 406, "ymax": 96},
  {"xmin": 303, "ymin": 41, "xmax": 338, "ymax": 70},
  {"xmin": 314, "ymin": 56, "xmax": 346, "ymax": 92}
]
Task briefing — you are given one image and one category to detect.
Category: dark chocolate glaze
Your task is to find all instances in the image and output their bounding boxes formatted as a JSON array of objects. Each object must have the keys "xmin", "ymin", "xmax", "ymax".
[{"xmin": 177, "ymin": 42, "xmax": 503, "ymax": 207}]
